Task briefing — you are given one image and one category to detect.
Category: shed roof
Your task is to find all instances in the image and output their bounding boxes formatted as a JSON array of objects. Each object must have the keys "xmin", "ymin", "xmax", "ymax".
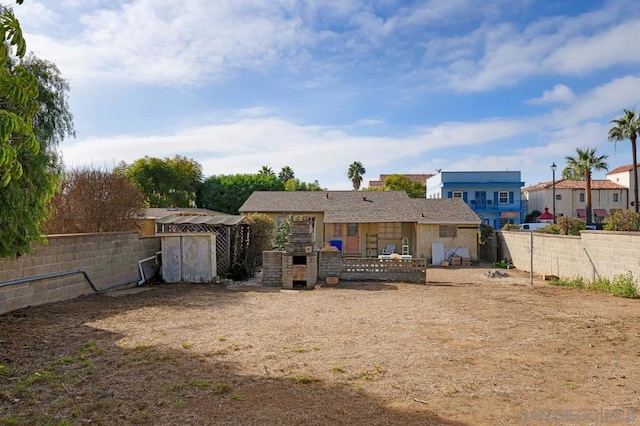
[
  {"xmin": 144, "ymin": 207, "xmax": 221, "ymax": 219},
  {"xmin": 156, "ymin": 214, "xmax": 244, "ymax": 226}
]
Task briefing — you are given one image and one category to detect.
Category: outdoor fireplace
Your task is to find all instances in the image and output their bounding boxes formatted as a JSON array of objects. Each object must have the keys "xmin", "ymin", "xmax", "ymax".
[{"xmin": 282, "ymin": 219, "xmax": 317, "ymax": 290}]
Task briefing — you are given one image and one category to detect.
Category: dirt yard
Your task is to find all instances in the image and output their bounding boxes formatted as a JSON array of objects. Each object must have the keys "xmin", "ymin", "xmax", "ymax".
[{"xmin": 1, "ymin": 266, "xmax": 639, "ymax": 425}]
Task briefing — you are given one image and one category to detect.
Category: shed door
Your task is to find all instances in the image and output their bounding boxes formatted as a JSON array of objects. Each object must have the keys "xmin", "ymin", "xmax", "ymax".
[{"xmin": 345, "ymin": 223, "xmax": 360, "ymax": 255}]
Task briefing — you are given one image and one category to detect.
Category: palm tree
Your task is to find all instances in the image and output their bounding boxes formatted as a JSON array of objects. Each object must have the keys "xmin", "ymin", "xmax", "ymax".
[
  {"xmin": 258, "ymin": 166, "xmax": 274, "ymax": 176},
  {"xmin": 608, "ymin": 109, "xmax": 640, "ymax": 213},
  {"xmin": 347, "ymin": 161, "xmax": 366, "ymax": 190},
  {"xmin": 278, "ymin": 166, "xmax": 294, "ymax": 183},
  {"xmin": 562, "ymin": 147, "xmax": 609, "ymax": 224}
]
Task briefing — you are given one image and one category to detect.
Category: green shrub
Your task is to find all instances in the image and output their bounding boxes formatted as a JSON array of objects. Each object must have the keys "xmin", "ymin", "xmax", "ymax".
[
  {"xmin": 604, "ymin": 210, "xmax": 640, "ymax": 231},
  {"xmin": 502, "ymin": 224, "xmax": 519, "ymax": 231},
  {"xmin": 556, "ymin": 217, "xmax": 585, "ymax": 236},
  {"xmin": 492, "ymin": 260, "xmax": 508, "ymax": 269},
  {"xmin": 551, "ymin": 273, "xmax": 638, "ymax": 298},
  {"xmin": 609, "ymin": 273, "xmax": 639, "ymax": 298},
  {"xmin": 478, "ymin": 223, "xmax": 494, "ymax": 244},
  {"xmin": 273, "ymin": 215, "xmax": 303, "ymax": 250},
  {"xmin": 226, "ymin": 262, "xmax": 249, "ymax": 281}
]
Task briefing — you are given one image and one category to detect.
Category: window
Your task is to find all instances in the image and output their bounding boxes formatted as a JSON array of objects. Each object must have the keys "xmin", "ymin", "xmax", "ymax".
[
  {"xmin": 333, "ymin": 223, "xmax": 342, "ymax": 237},
  {"xmin": 614, "ymin": 193, "xmax": 619, "ymax": 202},
  {"xmin": 499, "ymin": 191, "xmax": 509, "ymax": 204},
  {"xmin": 452, "ymin": 191, "xmax": 462, "ymax": 199},
  {"xmin": 347, "ymin": 223, "xmax": 358, "ymax": 237},
  {"xmin": 579, "ymin": 193, "xmax": 585, "ymax": 202},
  {"xmin": 439, "ymin": 225, "xmax": 457, "ymax": 238},
  {"xmin": 555, "ymin": 194, "xmax": 562, "ymax": 200},
  {"xmin": 379, "ymin": 222, "xmax": 401, "ymax": 239}
]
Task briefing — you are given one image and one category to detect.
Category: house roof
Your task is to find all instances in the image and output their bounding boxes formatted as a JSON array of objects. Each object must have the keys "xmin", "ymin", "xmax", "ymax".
[
  {"xmin": 411, "ymin": 199, "xmax": 481, "ymax": 225},
  {"xmin": 606, "ymin": 163, "xmax": 640, "ymax": 175},
  {"xmin": 522, "ymin": 179, "xmax": 626, "ymax": 192},
  {"xmin": 144, "ymin": 208, "xmax": 220, "ymax": 219},
  {"xmin": 239, "ymin": 191, "xmax": 480, "ymax": 225}
]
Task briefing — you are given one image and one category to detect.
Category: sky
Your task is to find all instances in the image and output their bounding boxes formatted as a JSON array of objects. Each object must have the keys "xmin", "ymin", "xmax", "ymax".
[{"xmin": 14, "ymin": 0, "xmax": 640, "ymax": 190}]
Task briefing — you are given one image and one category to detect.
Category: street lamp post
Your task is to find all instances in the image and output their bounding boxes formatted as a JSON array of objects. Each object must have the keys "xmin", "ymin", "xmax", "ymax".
[{"xmin": 551, "ymin": 162, "xmax": 557, "ymax": 224}]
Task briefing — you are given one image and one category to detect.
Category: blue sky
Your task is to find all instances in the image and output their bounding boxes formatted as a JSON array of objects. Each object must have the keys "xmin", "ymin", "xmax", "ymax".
[{"xmin": 15, "ymin": 0, "xmax": 640, "ymax": 189}]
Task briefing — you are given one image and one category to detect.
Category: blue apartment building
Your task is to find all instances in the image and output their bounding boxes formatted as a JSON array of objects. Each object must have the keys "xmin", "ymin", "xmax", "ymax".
[{"xmin": 426, "ymin": 171, "xmax": 526, "ymax": 229}]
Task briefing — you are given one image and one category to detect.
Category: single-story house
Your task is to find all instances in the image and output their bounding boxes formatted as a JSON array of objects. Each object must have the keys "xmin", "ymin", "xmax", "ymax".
[{"xmin": 239, "ymin": 191, "xmax": 481, "ymax": 262}]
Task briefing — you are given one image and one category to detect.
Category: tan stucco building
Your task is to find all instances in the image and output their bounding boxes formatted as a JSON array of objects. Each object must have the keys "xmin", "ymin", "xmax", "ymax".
[
  {"xmin": 239, "ymin": 190, "xmax": 481, "ymax": 262},
  {"xmin": 522, "ymin": 179, "xmax": 628, "ymax": 222}
]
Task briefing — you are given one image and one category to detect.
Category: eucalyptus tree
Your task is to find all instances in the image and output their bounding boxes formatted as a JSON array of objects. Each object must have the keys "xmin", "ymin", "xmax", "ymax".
[
  {"xmin": 562, "ymin": 147, "xmax": 609, "ymax": 224},
  {"xmin": 608, "ymin": 109, "xmax": 640, "ymax": 212},
  {"xmin": 119, "ymin": 155, "xmax": 203, "ymax": 207},
  {"xmin": 347, "ymin": 161, "xmax": 366, "ymax": 190},
  {"xmin": 197, "ymin": 173, "xmax": 284, "ymax": 214},
  {"xmin": 0, "ymin": 1, "xmax": 75, "ymax": 257}
]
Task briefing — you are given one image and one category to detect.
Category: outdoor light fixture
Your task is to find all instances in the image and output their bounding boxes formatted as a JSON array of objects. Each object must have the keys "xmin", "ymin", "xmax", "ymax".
[{"xmin": 551, "ymin": 162, "xmax": 557, "ymax": 224}]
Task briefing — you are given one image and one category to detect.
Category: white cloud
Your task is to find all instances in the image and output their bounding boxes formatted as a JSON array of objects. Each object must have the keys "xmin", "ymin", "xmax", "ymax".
[
  {"xmin": 432, "ymin": 3, "xmax": 640, "ymax": 92},
  {"xmin": 526, "ymin": 84, "xmax": 575, "ymax": 105},
  {"xmin": 543, "ymin": 19, "xmax": 640, "ymax": 74},
  {"xmin": 546, "ymin": 75, "xmax": 640, "ymax": 126},
  {"xmin": 57, "ymin": 71, "xmax": 638, "ymax": 189},
  {"xmin": 20, "ymin": 0, "xmax": 309, "ymax": 85}
]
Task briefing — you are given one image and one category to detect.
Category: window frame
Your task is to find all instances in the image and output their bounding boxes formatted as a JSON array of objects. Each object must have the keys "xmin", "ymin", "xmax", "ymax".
[
  {"xmin": 379, "ymin": 222, "xmax": 401, "ymax": 239},
  {"xmin": 498, "ymin": 191, "xmax": 509, "ymax": 204},
  {"xmin": 438, "ymin": 225, "xmax": 457, "ymax": 238}
]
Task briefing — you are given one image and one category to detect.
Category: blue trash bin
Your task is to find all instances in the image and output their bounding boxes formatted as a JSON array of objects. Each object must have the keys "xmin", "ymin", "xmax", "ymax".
[{"xmin": 329, "ymin": 240, "xmax": 342, "ymax": 253}]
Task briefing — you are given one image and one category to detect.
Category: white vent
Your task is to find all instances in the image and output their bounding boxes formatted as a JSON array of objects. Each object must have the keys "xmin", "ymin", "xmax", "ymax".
[{"xmin": 305, "ymin": 246, "xmax": 312, "ymax": 253}]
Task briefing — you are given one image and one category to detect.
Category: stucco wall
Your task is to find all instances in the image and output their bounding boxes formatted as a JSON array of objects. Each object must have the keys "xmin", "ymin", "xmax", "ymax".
[
  {"xmin": 416, "ymin": 225, "xmax": 478, "ymax": 262},
  {"xmin": 497, "ymin": 230, "xmax": 640, "ymax": 283},
  {"xmin": 0, "ymin": 233, "xmax": 160, "ymax": 315}
]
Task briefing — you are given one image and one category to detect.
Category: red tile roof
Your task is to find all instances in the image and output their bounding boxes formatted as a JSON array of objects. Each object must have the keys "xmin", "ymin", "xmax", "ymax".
[
  {"xmin": 522, "ymin": 179, "xmax": 626, "ymax": 191},
  {"xmin": 606, "ymin": 163, "xmax": 640, "ymax": 175}
]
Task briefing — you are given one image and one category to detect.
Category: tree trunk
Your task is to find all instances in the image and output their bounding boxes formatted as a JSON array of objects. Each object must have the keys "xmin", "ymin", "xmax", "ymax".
[
  {"xmin": 632, "ymin": 137, "xmax": 639, "ymax": 213},
  {"xmin": 585, "ymin": 171, "xmax": 592, "ymax": 224}
]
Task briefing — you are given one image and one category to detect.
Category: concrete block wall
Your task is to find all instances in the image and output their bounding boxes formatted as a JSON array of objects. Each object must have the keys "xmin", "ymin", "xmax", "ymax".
[
  {"xmin": 0, "ymin": 233, "xmax": 160, "ymax": 315},
  {"xmin": 497, "ymin": 231, "xmax": 640, "ymax": 285},
  {"xmin": 262, "ymin": 250, "xmax": 283, "ymax": 287},
  {"xmin": 318, "ymin": 251, "xmax": 342, "ymax": 279}
]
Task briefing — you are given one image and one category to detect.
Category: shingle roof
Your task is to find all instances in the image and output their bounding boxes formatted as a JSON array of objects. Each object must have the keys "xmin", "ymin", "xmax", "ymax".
[
  {"xmin": 606, "ymin": 163, "xmax": 640, "ymax": 175},
  {"xmin": 411, "ymin": 199, "xmax": 481, "ymax": 224},
  {"xmin": 522, "ymin": 179, "xmax": 626, "ymax": 192},
  {"xmin": 239, "ymin": 191, "xmax": 480, "ymax": 224}
]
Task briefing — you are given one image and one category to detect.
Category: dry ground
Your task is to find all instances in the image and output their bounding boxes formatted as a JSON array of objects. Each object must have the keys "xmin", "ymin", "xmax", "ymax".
[{"xmin": 1, "ymin": 267, "xmax": 639, "ymax": 425}]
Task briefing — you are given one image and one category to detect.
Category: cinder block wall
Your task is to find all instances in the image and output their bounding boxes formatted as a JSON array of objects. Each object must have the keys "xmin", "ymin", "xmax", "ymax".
[
  {"xmin": 318, "ymin": 251, "xmax": 341, "ymax": 279},
  {"xmin": 0, "ymin": 233, "xmax": 160, "ymax": 315},
  {"xmin": 262, "ymin": 250, "xmax": 283, "ymax": 286},
  {"xmin": 497, "ymin": 231, "xmax": 640, "ymax": 285}
]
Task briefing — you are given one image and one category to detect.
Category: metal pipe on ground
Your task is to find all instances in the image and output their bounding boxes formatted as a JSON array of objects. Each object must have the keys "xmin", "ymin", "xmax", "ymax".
[{"xmin": 0, "ymin": 269, "xmax": 138, "ymax": 293}]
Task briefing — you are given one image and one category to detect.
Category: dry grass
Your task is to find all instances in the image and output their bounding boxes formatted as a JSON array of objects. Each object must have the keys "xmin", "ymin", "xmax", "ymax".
[{"xmin": 1, "ymin": 267, "xmax": 639, "ymax": 425}]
